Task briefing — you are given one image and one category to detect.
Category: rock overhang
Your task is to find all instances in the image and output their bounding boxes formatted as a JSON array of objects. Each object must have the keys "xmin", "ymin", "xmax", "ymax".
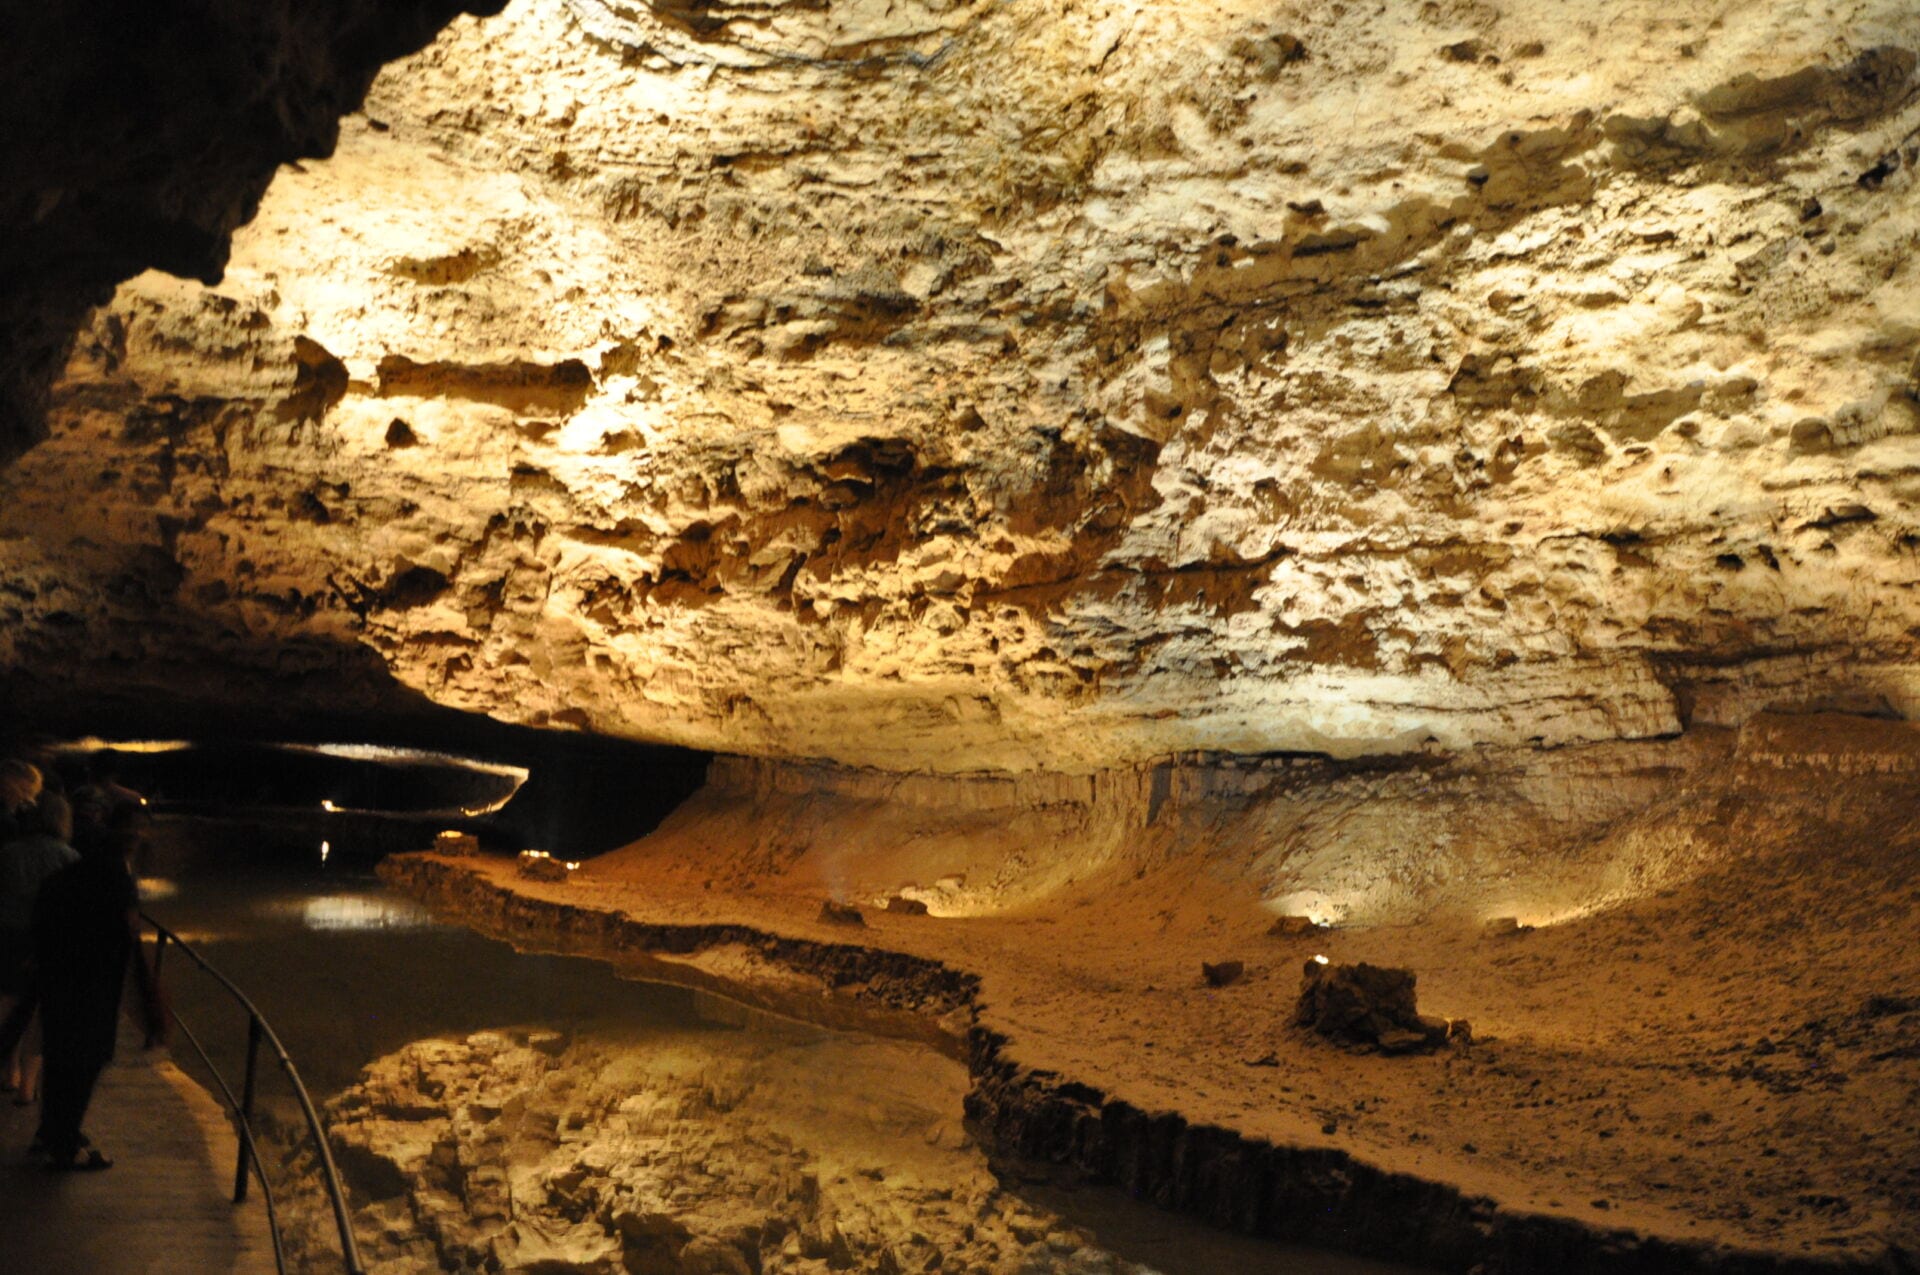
[{"xmin": 1, "ymin": 0, "xmax": 1918, "ymax": 772}]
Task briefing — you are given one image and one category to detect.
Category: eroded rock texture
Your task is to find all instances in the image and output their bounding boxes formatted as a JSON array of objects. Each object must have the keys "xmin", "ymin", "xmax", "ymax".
[
  {"xmin": 0, "ymin": 0, "xmax": 505, "ymax": 460},
  {"xmin": 5, "ymin": 0, "xmax": 1920, "ymax": 769},
  {"xmin": 299, "ymin": 1025, "xmax": 1177, "ymax": 1275}
]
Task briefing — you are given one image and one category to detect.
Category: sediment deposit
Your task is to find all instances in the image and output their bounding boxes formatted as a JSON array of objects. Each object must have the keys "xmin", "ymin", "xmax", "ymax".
[
  {"xmin": 383, "ymin": 713, "xmax": 1920, "ymax": 1271},
  {"xmin": 4, "ymin": 2, "xmax": 1920, "ymax": 1269}
]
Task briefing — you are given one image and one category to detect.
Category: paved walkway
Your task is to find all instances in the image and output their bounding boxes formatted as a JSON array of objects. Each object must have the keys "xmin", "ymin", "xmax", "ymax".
[{"xmin": 0, "ymin": 1021, "xmax": 277, "ymax": 1275}]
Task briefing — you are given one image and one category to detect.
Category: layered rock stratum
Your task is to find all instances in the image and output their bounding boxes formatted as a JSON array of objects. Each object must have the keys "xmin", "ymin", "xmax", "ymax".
[{"xmin": 6, "ymin": 0, "xmax": 1920, "ymax": 769}]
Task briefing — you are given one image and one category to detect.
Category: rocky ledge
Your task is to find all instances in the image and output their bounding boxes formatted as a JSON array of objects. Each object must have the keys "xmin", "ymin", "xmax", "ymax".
[{"xmin": 378, "ymin": 714, "xmax": 1920, "ymax": 1273}]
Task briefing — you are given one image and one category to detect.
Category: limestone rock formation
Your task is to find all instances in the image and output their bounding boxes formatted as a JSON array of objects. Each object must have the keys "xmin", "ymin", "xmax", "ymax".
[
  {"xmin": 385, "ymin": 711, "xmax": 1920, "ymax": 1267},
  {"xmin": 4, "ymin": 1, "xmax": 1920, "ymax": 771},
  {"xmin": 1295, "ymin": 960, "xmax": 1448, "ymax": 1053},
  {"xmin": 299, "ymin": 1025, "xmax": 1169, "ymax": 1275},
  {"xmin": 0, "ymin": 0, "xmax": 506, "ymax": 460}
]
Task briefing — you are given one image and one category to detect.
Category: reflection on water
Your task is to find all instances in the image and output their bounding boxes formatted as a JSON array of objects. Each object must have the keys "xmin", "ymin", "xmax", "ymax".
[
  {"xmin": 263, "ymin": 893, "xmax": 438, "ymax": 932},
  {"xmin": 132, "ymin": 783, "xmax": 1420, "ymax": 1275},
  {"xmin": 46, "ymin": 737, "xmax": 528, "ymax": 819},
  {"xmin": 97, "ymin": 721, "xmax": 1420, "ymax": 1275}
]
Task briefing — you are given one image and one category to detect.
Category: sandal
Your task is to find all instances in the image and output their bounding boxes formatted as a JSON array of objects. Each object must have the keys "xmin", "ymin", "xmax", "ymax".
[{"xmin": 47, "ymin": 1146, "xmax": 113, "ymax": 1172}]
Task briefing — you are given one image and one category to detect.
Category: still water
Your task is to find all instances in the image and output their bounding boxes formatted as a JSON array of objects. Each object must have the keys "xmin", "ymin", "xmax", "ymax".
[{"xmin": 108, "ymin": 743, "xmax": 1415, "ymax": 1275}]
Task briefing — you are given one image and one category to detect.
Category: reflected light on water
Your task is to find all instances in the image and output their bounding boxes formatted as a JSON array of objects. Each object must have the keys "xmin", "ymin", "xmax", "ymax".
[
  {"xmin": 53, "ymin": 737, "xmax": 194, "ymax": 754},
  {"xmin": 265, "ymin": 894, "xmax": 436, "ymax": 932},
  {"xmin": 138, "ymin": 877, "xmax": 180, "ymax": 901}
]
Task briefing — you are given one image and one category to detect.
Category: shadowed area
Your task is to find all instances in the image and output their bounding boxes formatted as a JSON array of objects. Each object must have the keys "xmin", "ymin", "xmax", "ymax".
[{"xmin": 0, "ymin": 1018, "xmax": 275, "ymax": 1275}]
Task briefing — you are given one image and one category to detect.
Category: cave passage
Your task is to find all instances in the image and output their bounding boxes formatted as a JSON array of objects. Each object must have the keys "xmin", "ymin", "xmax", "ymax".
[
  {"xmin": 140, "ymin": 760, "xmax": 1418, "ymax": 1275},
  {"xmin": 3, "ymin": 0, "xmax": 1919, "ymax": 1268}
]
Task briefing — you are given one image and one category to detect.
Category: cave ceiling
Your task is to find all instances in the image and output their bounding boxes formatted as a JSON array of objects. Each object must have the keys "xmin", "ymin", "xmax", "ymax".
[{"xmin": 3, "ymin": 0, "xmax": 1919, "ymax": 772}]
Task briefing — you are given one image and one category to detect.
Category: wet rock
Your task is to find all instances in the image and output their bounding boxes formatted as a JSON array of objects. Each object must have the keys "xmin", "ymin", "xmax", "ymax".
[
  {"xmin": 1296, "ymin": 960, "xmax": 1447, "ymax": 1053},
  {"xmin": 1266, "ymin": 915, "xmax": 1325, "ymax": 938},
  {"xmin": 883, "ymin": 895, "xmax": 930, "ymax": 916}
]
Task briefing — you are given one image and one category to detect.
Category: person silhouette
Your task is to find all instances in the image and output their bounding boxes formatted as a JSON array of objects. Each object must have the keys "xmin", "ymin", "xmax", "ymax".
[
  {"xmin": 0, "ymin": 792, "xmax": 80, "ymax": 1103},
  {"xmin": 29, "ymin": 804, "xmax": 167, "ymax": 1170}
]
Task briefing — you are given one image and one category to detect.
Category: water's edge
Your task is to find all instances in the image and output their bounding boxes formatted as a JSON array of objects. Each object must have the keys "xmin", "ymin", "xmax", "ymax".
[{"xmin": 380, "ymin": 855, "xmax": 1878, "ymax": 1275}]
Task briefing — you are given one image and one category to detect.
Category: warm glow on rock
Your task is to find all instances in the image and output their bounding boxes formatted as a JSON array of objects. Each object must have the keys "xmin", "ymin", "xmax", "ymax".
[
  {"xmin": 4, "ymin": 1, "xmax": 1917, "ymax": 772},
  {"xmin": 1, "ymin": 3, "xmax": 1918, "ymax": 1268}
]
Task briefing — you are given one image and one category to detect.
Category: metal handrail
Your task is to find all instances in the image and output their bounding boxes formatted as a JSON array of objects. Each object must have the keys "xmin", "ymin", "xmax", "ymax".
[{"xmin": 141, "ymin": 912, "xmax": 365, "ymax": 1275}]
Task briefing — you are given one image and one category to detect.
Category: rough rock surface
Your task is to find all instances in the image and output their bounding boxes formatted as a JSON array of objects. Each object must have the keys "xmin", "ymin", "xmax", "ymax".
[
  {"xmin": 293, "ymin": 1024, "xmax": 1311, "ymax": 1275},
  {"xmin": 382, "ymin": 713, "xmax": 1920, "ymax": 1269},
  {"xmin": 5, "ymin": 1, "xmax": 1920, "ymax": 769},
  {"xmin": 1296, "ymin": 961, "xmax": 1449, "ymax": 1053},
  {"xmin": 0, "ymin": 0, "xmax": 505, "ymax": 460}
]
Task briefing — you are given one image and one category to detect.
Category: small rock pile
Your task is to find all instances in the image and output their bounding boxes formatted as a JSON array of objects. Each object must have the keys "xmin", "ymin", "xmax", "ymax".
[{"xmin": 1295, "ymin": 960, "xmax": 1453, "ymax": 1054}]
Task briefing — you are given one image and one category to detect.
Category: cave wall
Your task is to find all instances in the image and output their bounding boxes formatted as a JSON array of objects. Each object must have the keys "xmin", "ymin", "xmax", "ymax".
[
  {"xmin": 4, "ymin": 0, "xmax": 1920, "ymax": 771},
  {"xmin": 0, "ymin": 0, "xmax": 506, "ymax": 461}
]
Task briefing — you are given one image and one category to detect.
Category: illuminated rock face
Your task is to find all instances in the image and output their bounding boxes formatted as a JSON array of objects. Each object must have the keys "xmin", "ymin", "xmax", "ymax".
[
  {"xmin": 0, "ymin": 0, "xmax": 504, "ymax": 458},
  {"xmin": 4, "ymin": 0, "xmax": 1920, "ymax": 771}
]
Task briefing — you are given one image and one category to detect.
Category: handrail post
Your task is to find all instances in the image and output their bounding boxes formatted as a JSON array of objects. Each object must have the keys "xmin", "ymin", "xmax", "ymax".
[
  {"xmin": 140, "ymin": 910, "xmax": 361, "ymax": 1273},
  {"xmin": 234, "ymin": 1016, "xmax": 263, "ymax": 1205},
  {"xmin": 152, "ymin": 928, "xmax": 167, "ymax": 981}
]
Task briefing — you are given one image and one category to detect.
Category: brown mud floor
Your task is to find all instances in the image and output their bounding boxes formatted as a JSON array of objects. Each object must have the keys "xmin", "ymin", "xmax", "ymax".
[{"xmin": 381, "ymin": 718, "xmax": 1920, "ymax": 1275}]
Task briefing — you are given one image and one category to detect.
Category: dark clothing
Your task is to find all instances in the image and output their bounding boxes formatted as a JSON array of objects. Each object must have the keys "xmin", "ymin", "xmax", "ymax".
[
  {"xmin": 0, "ymin": 989, "xmax": 34, "ymax": 1062},
  {"xmin": 37, "ymin": 1057, "xmax": 105, "ymax": 1161},
  {"xmin": 1, "ymin": 831, "xmax": 80, "ymax": 997},
  {"xmin": 1, "ymin": 832, "xmax": 80, "ymax": 932},
  {"xmin": 31, "ymin": 854, "xmax": 140, "ymax": 1161},
  {"xmin": 32, "ymin": 855, "xmax": 138, "ymax": 1070},
  {"xmin": 0, "ymin": 929, "xmax": 31, "ymax": 998}
]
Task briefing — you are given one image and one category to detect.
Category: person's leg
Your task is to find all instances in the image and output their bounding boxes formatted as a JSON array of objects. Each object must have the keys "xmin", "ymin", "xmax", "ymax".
[
  {"xmin": 0, "ymin": 993, "xmax": 22, "ymax": 1089},
  {"xmin": 37, "ymin": 1053, "xmax": 105, "ymax": 1165},
  {"xmin": 35, "ymin": 1051, "xmax": 78, "ymax": 1154},
  {"xmin": 0, "ymin": 936, "xmax": 33, "ymax": 1070},
  {"xmin": 16, "ymin": 1009, "xmax": 43, "ymax": 1103}
]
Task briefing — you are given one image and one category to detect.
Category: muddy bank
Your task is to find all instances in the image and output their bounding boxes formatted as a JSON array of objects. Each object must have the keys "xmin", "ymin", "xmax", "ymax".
[
  {"xmin": 380, "ymin": 855, "xmax": 978, "ymax": 1054},
  {"xmin": 381, "ymin": 845, "xmax": 1905, "ymax": 1274}
]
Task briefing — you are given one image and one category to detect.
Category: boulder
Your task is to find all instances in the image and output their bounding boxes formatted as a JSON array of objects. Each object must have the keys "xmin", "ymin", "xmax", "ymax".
[
  {"xmin": 1296, "ymin": 960, "xmax": 1447, "ymax": 1053},
  {"xmin": 433, "ymin": 829, "xmax": 480, "ymax": 857},
  {"xmin": 517, "ymin": 850, "xmax": 570, "ymax": 882}
]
